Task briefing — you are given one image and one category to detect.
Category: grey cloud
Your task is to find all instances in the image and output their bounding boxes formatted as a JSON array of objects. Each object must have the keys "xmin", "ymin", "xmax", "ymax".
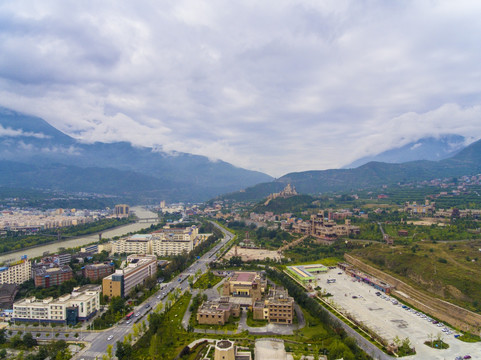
[{"xmin": 0, "ymin": 1, "xmax": 481, "ymax": 177}]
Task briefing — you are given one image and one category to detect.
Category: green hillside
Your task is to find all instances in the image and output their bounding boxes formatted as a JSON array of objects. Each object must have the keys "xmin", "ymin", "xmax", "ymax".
[{"xmin": 350, "ymin": 241, "xmax": 481, "ymax": 314}]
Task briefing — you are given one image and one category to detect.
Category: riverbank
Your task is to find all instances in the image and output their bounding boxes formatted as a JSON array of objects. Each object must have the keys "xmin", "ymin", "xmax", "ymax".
[{"xmin": 0, "ymin": 206, "xmax": 158, "ymax": 263}]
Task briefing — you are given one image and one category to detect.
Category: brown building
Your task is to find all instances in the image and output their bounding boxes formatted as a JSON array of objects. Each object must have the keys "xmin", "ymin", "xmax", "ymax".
[
  {"xmin": 292, "ymin": 213, "xmax": 360, "ymax": 241},
  {"xmin": 34, "ymin": 265, "xmax": 73, "ymax": 288},
  {"xmin": 83, "ymin": 263, "xmax": 114, "ymax": 281},
  {"xmin": 197, "ymin": 299, "xmax": 240, "ymax": 325},
  {"xmin": 252, "ymin": 288, "xmax": 294, "ymax": 324}
]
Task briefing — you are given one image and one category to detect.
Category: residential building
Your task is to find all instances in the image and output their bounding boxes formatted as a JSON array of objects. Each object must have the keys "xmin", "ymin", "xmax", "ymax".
[
  {"xmin": 0, "ymin": 256, "xmax": 31, "ymax": 285},
  {"xmin": 111, "ymin": 234, "xmax": 152, "ymax": 255},
  {"xmin": 13, "ymin": 284, "xmax": 101, "ymax": 325},
  {"xmin": 102, "ymin": 254, "xmax": 156, "ymax": 298},
  {"xmin": 110, "ymin": 226, "xmax": 200, "ymax": 257},
  {"xmin": 83, "ymin": 263, "xmax": 114, "ymax": 281},
  {"xmin": 150, "ymin": 226, "xmax": 198, "ymax": 256},
  {"xmin": 33, "ymin": 265, "xmax": 73, "ymax": 288},
  {"xmin": 114, "ymin": 204, "xmax": 129, "ymax": 218},
  {"xmin": 197, "ymin": 299, "xmax": 240, "ymax": 325}
]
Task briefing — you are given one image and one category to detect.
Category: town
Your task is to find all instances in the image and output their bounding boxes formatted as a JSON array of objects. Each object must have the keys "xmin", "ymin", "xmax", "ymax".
[{"xmin": 0, "ymin": 177, "xmax": 479, "ymax": 360}]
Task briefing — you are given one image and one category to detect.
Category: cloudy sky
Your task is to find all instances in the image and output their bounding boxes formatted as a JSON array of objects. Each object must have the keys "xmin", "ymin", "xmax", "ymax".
[{"xmin": 1, "ymin": 0, "xmax": 481, "ymax": 177}]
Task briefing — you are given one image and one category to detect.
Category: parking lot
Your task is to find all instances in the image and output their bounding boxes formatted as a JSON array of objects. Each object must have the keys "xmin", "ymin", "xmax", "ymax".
[{"xmin": 314, "ymin": 269, "xmax": 481, "ymax": 360}]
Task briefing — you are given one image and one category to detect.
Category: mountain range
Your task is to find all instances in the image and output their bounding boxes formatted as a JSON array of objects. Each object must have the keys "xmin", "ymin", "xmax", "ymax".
[
  {"xmin": 2, "ymin": 107, "xmax": 480, "ymax": 203},
  {"xmin": 343, "ymin": 135, "xmax": 467, "ymax": 168},
  {"xmin": 223, "ymin": 139, "xmax": 481, "ymax": 201},
  {"xmin": 0, "ymin": 108, "xmax": 272, "ymax": 202}
]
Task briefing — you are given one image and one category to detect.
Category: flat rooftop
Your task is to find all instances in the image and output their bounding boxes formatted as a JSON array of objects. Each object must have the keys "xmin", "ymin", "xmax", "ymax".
[{"xmin": 231, "ymin": 272, "xmax": 257, "ymax": 283}]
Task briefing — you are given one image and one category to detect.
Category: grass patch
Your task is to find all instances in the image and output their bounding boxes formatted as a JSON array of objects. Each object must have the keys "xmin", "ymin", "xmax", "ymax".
[
  {"xmin": 424, "ymin": 340, "xmax": 449, "ymax": 349},
  {"xmin": 192, "ymin": 271, "xmax": 223, "ymax": 289},
  {"xmin": 458, "ymin": 332, "xmax": 481, "ymax": 343}
]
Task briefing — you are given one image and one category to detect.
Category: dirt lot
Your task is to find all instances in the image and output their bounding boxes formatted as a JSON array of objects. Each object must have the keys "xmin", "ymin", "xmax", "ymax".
[
  {"xmin": 313, "ymin": 269, "xmax": 481, "ymax": 360},
  {"xmin": 223, "ymin": 247, "xmax": 282, "ymax": 261}
]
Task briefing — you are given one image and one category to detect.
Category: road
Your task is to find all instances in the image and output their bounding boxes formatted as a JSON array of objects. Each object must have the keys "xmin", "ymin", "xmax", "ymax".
[{"xmin": 73, "ymin": 221, "xmax": 234, "ymax": 360}]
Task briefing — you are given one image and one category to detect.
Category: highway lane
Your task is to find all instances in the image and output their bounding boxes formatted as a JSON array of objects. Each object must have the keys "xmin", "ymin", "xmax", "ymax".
[{"xmin": 75, "ymin": 221, "xmax": 233, "ymax": 360}]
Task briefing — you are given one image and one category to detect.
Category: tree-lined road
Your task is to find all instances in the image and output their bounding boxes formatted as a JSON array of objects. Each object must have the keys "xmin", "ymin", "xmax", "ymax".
[{"xmin": 74, "ymin": 221, "xmax": 234, "ymax": 360}]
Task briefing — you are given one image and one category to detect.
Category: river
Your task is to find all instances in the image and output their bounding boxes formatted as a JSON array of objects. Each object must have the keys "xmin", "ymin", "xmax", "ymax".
[{"xmin": 0, "ymin": 206, "xmax": 158, "ymax": 263}]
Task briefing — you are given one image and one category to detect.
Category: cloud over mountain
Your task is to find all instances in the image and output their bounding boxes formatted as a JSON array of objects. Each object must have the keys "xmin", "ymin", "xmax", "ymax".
[{"xmin": 1, "ymin": 1, "xmax": 481, "ymax": 176}]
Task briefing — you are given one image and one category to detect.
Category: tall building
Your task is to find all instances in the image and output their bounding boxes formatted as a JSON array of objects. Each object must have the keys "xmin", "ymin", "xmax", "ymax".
[
  {"xmin": 102, "ymin": 254, "xmax": 156, "ymax": 298},
  {"xmin": 114, "ymin": 204, "xmax": 129, "ymax": 218},
  {"xmin": 0, "ymin": 256, "xmax": 31, "ymax": 285},
  {"xmin": 13, "ymin": 285, "xmax": 101, "ymax": 325}
]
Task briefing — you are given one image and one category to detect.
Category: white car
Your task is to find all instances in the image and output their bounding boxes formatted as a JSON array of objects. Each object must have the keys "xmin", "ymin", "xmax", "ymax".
[{"xmin": 107, "ymin": 335, "xmax": 113, "ymax": 341}]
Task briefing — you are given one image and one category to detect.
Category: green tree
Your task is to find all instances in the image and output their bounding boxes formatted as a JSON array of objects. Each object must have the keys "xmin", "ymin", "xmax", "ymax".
[
  {"xmin": 106, "ymin": 344, "xmax": 113, "ymax": 359},
  {"xmin": 115, "ymin": 341, "xmax": 133, "ymax": 360},
  {"xmin": 22, "ymin": 332, "xmax": 37, "ymax": 348}
]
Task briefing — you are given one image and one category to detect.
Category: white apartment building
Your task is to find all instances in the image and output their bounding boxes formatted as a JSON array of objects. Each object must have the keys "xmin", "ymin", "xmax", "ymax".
[
  {"xmin": 111, "ymin": 234, "xmax": 152, "ymax": 255},
  {"xmin": 0, "ymin": 256, "xmax": 31, "ymax": 285},
  {"xmin": 13, "ymin": 284, "xmax": 101, "ymax": 324},
  {"xmin": 110, "ymin": 226, "xmax": 199, "ymax": 257}
]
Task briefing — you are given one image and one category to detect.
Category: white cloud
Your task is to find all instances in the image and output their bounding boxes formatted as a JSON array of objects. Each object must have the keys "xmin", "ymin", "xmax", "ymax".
[
  {"xmin": 0, "ymin": 125, "xmax": 50, "ymax": 139},
  {"xmin": 0, "ymin": 1, "xmax": 480, "ymax": 177}
]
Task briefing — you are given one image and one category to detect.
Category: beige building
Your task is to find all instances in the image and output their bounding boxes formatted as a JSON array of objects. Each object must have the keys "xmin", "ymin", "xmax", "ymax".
[
  {"xmin": 102, "ymin": 254, "xmax": 157, "ymax": 298},
  {"xmin": 253, "ymin": 288, "xmax": 294, "ymax": 324},
  {"xmin": 0, "ymin": 257, "xmax": 31, "ymax": 285},
  {"xmin": 214, "ymin": 340, "xmax": 251, "ymax": 360},
  {"xmin": 111, "ymin": 234, "xmax": 152, "ymax": 255},
  {"xmin": 292, "ymin": 213, "xmax": 360, "ymax": 241},
  {"xmin": 13, "ymin": 284, "xmax": 101, "ymax": 325},
  {"xmin": 197, "ymin": 299, "xmax": 240, "ymax": 325},
  {"xmin": 222, "ymin": 272, "xmax": 265, "ymax": 302},
  {"xmin": 110, "ymin": 226, "xmax": 200, "ymax": 257},
  {"xmin": 114, "ymin": 204, "xmax": 129, "ymax": 218},
  {"xmin": 151, "ymin": 226, "xmax": 198, "ymax": 256}
]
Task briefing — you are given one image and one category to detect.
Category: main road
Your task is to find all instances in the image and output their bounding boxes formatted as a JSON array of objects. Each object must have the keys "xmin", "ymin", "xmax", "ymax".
[
  {"xmin": 0, "ymin": 207, "xmax": 159, "ymax": 264},
  {"xmin": 74, "ymin": 222, "xmax": 234, "ymax": 360}
]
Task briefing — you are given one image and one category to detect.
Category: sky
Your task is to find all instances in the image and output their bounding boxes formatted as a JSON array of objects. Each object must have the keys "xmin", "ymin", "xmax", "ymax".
[{"xmin": 1, "ymin": 0, "xmax": 481, "ymax": 177}]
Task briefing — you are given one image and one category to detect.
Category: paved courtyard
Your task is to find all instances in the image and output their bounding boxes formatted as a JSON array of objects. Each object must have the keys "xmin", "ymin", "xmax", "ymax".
[{"xmin": 313, "ymin": 269, "xmax": 481, "ymax": 360}]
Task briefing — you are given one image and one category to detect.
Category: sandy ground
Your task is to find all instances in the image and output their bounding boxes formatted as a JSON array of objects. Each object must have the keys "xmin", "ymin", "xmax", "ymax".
[
  {"xmin": 223, "ymin": 247, "xmax": 282, "ymax": 261},
  {"xmin": 313, "ymin": 269, "xmax": 481, "ymax": 360}
]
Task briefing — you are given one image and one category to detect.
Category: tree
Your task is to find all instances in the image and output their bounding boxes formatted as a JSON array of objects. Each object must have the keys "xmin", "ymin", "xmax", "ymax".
[
  {"xmin": 106, "ymin": 344, "xmax": 113, "ymax": 359},
  {"xmin": 22, "ymin": 332, "xmax": 37, "ymax": 348},
  {"xmin": 0, "ymin": 329, "xmax": 5, "ymax": 344},
  {"xmin": 132, "ymin": 323, "xmax": 140, "ymax": 338},
  {"xmin": 110, "ymin": 296, "xmax": 126, "ymax": 313},
  {"xmin": 115, "ymin": 341, "xmax": 133, "ymax": 360}
]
